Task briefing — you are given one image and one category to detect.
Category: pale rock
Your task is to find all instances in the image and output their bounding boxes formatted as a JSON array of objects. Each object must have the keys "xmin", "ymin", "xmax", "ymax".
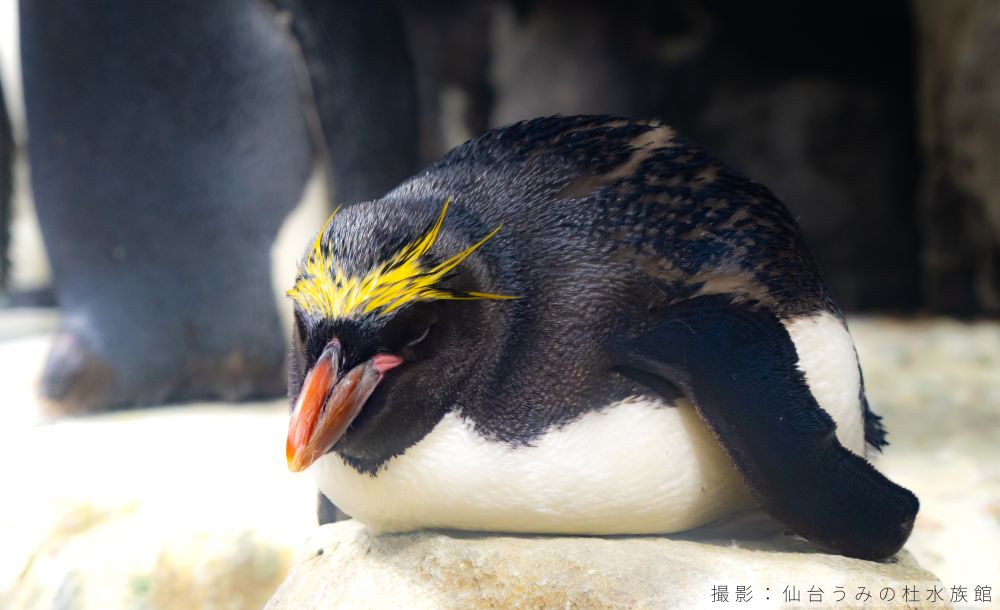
[
  {"xmin": 266, "ymin": 520, "xmax": 942, "ymax": 610},
  {"xmin": 0, "ymin": 403, "xmax": 318, "ymax": 610}
]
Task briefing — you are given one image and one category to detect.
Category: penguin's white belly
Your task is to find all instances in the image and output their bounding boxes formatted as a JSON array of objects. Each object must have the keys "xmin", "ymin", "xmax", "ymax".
[
  {"xmin": 312, "ymin": 397, "xmax": 758, "ymax": 535},
  {"xmin": 313, "ymin": 311, "xmax": 867, "ymax": 535}
]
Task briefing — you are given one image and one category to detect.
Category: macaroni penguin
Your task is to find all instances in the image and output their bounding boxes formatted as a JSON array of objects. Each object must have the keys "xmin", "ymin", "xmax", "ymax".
[{"xmin": 285, "ymin": 115, "xmax": 918, "ymax": 561}]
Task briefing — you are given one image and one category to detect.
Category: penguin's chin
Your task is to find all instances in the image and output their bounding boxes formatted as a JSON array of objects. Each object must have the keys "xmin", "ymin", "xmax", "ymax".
[{"xmin": 286, "ymin": 351, "xmax": 403, "ymax": 472}]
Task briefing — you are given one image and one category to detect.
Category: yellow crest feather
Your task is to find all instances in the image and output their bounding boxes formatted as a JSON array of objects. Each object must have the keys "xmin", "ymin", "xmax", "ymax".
[{"xmin": 286, "ymin": 199, "xmax": 515, "ymax": 318}]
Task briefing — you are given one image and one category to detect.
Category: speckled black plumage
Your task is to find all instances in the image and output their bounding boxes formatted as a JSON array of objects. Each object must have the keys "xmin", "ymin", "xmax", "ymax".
[
  {"xmin": 410, "ymin": 115, "xmax": 833, "ymax": 315},
  {"xmin": 355, "ymin": 115, "xmax": 888, "ymax": 442}
]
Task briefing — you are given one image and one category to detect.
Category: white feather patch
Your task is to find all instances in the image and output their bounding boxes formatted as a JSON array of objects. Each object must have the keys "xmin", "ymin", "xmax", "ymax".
[
  {"xmin": 313, "ymin": 397, "xmax": 756, "ymax": 535},
  {"xmin": 783, "ymin": 312, "xmax": 866, "ymax": 456}
]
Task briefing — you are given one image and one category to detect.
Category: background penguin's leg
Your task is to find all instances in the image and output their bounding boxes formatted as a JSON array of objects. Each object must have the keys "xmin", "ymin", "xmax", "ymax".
[
  {"xmin": 281, "ymin": 0, "xmax": 419, "ymax": 204},
  {"xmin": 613, "ymin": 294, "xmax": 919, "ymax": 560},
  {"xmin": 20, "ymin": 0, "xmax": 313, "ymax": 412},
  {"xmin": 0, "ymin": 77, "xmax": 10, "ymax": 294}
]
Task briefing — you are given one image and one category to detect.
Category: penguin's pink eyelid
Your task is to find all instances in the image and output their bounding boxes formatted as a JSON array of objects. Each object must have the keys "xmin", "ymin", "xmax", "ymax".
[{"xmin": 373, "ymin": 353, "xmax": 404, "ymax": 374}]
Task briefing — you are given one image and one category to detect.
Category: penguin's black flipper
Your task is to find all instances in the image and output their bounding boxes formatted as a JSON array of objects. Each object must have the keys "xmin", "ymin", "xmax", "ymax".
[{"xmin": 613, "ymin": 294, "xmax": 918, "ymax": 560}]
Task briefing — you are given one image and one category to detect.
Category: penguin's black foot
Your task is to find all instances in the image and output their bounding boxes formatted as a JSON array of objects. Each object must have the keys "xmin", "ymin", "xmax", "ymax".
[
  {"xmin": 41, "ymin": 332, "xmax": 117, "ymax": 415},
  {"xmin": 317, "ymin": 491, "xmax": 350, "ymax": 525},
  {"xmin": 40, "ymin": 315, "xmax": 286, "ymax": 414}
]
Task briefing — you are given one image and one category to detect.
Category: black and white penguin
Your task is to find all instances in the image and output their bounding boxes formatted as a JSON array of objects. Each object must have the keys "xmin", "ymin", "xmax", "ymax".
[{"xmin": 284, "ymin": 115, "xmax": 918, "ymax": 560}]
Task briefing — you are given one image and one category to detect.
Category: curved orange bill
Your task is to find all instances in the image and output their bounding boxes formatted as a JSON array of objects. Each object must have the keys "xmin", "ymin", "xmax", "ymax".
[{"xmin": 286, "ymin": 351, "xmax": 386, "ymax": 472}]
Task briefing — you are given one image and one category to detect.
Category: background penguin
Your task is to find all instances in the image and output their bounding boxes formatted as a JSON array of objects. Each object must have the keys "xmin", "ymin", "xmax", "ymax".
[{"xmin": 285, "ymin": 115, "xmax": 919, "ymax": 561}]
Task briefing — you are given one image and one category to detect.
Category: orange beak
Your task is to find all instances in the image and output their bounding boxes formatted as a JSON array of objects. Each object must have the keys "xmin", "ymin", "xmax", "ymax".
[{"xmin": 286, "ymin": 344, "xmax": 403, "ymax": 472}]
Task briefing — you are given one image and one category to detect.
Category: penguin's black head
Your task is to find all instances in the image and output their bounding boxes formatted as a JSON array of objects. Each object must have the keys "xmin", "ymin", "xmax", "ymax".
[{"xmin": 284, "ymin": 198, "xmax": 515, "ymax": 472}]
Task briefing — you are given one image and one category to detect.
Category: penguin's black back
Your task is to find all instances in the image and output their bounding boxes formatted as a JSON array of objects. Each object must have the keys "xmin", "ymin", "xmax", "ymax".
[
  {"xmin": 388, "ymin": 115, "xmax": 835, "ymax": 322},
  {"xmin": 371, "ymin": 115, "xmax": 853, "ymax": 448}
]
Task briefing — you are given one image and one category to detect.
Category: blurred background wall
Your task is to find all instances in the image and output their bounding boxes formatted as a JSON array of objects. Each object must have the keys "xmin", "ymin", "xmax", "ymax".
[
  {"xmin": 0, "ymin": 0, "xmax": 1000, "ymax": 315},
  {"xmin": 2, "ymin": 0, "xmax": 998, "ymax": 317},
  {"xmin": 399, "ymin": 0, "xmax": 1000, "ymax": 316}
]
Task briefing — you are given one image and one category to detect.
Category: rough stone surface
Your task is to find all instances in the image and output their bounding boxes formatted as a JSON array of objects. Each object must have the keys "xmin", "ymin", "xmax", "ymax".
[{"xmin": 266, "ymin": 521, "xmax": 942, "ymax": 610}]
